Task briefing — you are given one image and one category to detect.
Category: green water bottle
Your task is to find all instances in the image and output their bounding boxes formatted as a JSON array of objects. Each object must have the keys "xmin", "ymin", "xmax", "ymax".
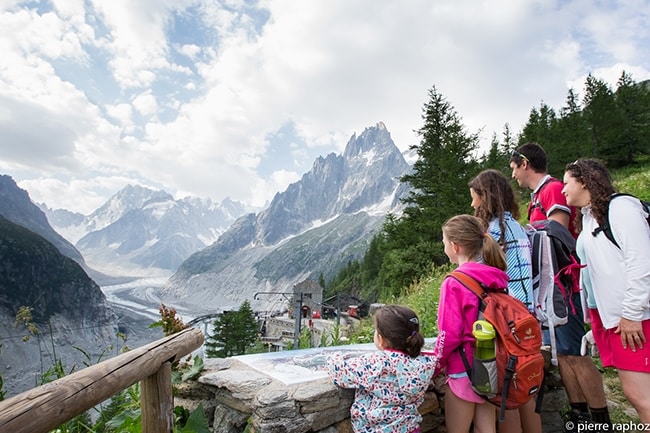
[{"xmin": 473, "ymin": 320, "xmax": 495, "ymax": 360}]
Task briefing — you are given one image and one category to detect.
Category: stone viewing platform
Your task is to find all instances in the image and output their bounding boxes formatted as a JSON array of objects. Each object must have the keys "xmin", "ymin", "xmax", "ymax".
[{"xmin": 175, "ymin": 342, "xmax": 570, "ymax": 433}]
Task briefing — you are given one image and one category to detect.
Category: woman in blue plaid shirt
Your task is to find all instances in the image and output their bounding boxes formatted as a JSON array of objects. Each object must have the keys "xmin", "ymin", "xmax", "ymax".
[{"xmin": 469, "ymin": 169, "xmax": 540, "ymax": 433}]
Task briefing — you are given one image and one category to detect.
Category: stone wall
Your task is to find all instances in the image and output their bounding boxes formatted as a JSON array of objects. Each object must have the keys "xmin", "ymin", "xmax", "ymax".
[
  {"xmin": 176, "ymin": 357, "xmax": 446, "ymax": 433},
  {"xmin": 175, "ymin": 348, "xmax": 569, "ymax": 433}
]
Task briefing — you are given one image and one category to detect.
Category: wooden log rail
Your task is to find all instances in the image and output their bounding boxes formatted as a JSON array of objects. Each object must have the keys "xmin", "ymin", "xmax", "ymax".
[{"xmin": 0, "ymin": 327, "xmax": 204, "ymax": 433}]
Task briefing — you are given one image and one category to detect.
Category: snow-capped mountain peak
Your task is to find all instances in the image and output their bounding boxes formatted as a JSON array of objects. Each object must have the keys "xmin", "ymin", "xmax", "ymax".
[{"xmin": 161, "ymin": 122, "xmax": 411, "ymax": 313}]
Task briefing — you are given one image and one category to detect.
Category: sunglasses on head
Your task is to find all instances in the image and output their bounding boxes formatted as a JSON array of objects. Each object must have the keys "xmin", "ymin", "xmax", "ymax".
[{"xmin": 511, "ymin": 150, "xmax": 529, "ymax": 163}]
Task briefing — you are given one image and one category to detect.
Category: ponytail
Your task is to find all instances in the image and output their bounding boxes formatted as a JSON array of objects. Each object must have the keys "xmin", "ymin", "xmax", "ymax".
[
  {"xmin": 405, "ymin": 331, "xmax": 425, "ymax": 358},
  {"xmin": 482, "ymin": 233, "xmax": 507, "ymax": 271}
]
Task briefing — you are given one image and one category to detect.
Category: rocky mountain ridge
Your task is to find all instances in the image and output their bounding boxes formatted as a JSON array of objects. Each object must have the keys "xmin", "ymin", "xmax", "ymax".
[
  {"xmin": 40, "ymin": 185, "xmax": 253, "ymax": 279},
  {"xmin": 161, "ymin": 122, "xmax": 411, "ymax": 314},
  {"xmin": 0, "ymin": 121, "xmax": 413, "ymax": 396},
  {"xmin": 0, "ymin": 177, "xmax": 163, "ymax": 397},
  {"xmin": 0, "ymin": 212, "xmax": 120, "ymax": 396},
  {"xmin": 0, "ymin": 175, "xmax": 86, "ymax": 267}
]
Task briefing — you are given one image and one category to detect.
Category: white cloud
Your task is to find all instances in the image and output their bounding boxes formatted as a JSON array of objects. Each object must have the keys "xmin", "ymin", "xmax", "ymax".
[
  {"xmin": 132, "ymin": 91, "xmax": 158, "ymax": 117},
  {"xmin": 1, "ymin": 0, "xmax": 649, "ymax": 214},
  {"xmin": 177, "ymin": 43, "xmax": 201, "ymax": 60},
  {"xmin": 251, "ymin": 169, "xmax": 301, "ymax": 208},
  {"xmin": 580, "ymin": 0, "xmax": 650, "ymax": 63},
  {"xmin": 567, "ymin": 63, "xmax": 650, "ymax": 99},
  {"xmin": 19, "ymin": 175, "xmax": 148, "ymax": 215},
  {"xmin": 105, "ymin": 103, "xmax": 133, "ymax": 127},
  {"xmin": 1, "ymin": 7, "xmax": 90, "ymax": 61},
  {"xmin": 89, "ymin": 0, "xmax": 193, "ymax": 88}
]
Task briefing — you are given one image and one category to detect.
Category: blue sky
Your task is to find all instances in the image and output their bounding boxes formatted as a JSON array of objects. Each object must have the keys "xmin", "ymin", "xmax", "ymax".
[{"xmin": 1, "ymin": 0, "xmax": 649, "ymax": 214}]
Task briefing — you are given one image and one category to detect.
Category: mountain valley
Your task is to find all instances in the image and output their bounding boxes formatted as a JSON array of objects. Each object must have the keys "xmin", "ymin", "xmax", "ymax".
[{"xmin": 0, "ymin": 121, "xmax": 413, "ymax": 396}]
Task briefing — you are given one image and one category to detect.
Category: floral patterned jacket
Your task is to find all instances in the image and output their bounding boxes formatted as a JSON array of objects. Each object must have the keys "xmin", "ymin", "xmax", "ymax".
[{"xmin": 326, "ymin": 348, "xmax": 439, "ymax": 433}]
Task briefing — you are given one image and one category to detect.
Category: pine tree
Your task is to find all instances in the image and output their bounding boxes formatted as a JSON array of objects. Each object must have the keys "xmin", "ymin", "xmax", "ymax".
[
  {"xmin": 359, "ymin": 235, "xmax": 384, "ymax": 300},
  {"xmin": 553, "ymin": 87, "xmax": 591, "ymax": 172},
  {"xmin": 482, "ymin": 125, "xmax": 514, "ymax": 173},
  {"xmin": 233, "ymin": 300, "xmax": 259, "ymax": 355},
  {"xmin": 518, "ymin": 102, "xmax": 558, "ymax": 150},
  {"xmin": 376, "ymin": 86, "xmax": 481, "ymax": 295},
  {"xmin": 205, "ymin": 300, "xmax": 259, "ymax": 358},
  {"xmin": 583, "ymin": 74, "xmax": 624, "ymax": 164},
  {"xmin": 518, "ymin": 72, "xmax": 649, "ymax": 172},
  {"xmin": 614, "ymin": 71, "xmax": 650, "ymax": 164}
]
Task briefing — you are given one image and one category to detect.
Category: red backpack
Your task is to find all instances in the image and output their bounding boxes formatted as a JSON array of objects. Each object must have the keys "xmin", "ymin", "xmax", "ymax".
[{"xmin": 448, "ymin": 270, "xmax": 545, "ymax": 422}]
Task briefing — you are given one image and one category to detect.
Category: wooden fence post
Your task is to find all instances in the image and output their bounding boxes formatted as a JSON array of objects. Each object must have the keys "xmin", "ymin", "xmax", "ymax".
[
  {"xmin": 0, "ymin": 327, "xmax": 203, "ymax": 433},
  {"xmin": 141, "ymin": 361, "xmax": 174, "ymax": 433}
]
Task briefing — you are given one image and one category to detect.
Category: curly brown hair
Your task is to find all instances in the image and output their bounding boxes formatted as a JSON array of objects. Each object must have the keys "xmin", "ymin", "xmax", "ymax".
[
  {"xmin": 469, "ymin": 169, "xmax": 520, "ymax": 246},
  {"xmin": 564, "ymin": 158, "xmax": 615, "ymax": 230}
]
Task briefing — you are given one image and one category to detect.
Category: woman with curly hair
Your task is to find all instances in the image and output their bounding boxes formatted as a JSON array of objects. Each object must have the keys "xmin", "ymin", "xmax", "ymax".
[{"xmin": 563, "ymin": 158, "xmax": 650, "ymax": 422}]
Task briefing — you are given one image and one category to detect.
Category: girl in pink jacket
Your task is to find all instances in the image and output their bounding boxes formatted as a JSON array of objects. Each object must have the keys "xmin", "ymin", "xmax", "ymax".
[{"xmin": 435, "ymin": 214, "xmax": 509, "ymax": 433}]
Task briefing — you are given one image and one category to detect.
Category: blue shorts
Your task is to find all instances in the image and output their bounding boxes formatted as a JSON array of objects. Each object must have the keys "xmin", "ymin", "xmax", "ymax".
[{"xmin": 542, "ymin": 291, "xmax": 586, "ymax": 356}]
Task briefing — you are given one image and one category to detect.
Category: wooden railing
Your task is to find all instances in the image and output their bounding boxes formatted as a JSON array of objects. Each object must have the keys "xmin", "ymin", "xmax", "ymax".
[{"xmin": 0, "ymin": 327, "xmax": 204, "ymax": 433}]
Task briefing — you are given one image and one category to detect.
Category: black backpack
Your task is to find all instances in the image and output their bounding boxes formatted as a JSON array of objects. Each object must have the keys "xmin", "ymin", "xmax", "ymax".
[
  {"xmin": 591, "ymin": 193, "xmax": 650, "ymax": 249},
  {"xmin": 526, "ymin": 219, "xmax": 584, "ymax": 365}
]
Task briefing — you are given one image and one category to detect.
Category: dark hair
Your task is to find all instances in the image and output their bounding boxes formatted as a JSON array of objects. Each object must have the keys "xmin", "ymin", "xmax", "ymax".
[
  {"xmin": 564, "ymin": 158, "xmax": 615, "ymax": 231},
  {"xmin": 442, "ymin": 214, "xmax": 507, "ymax": 271},
  {"xmin": 374, "ymin": 305, "xmax": 425, "ymax": 358},
  {"xmin": 510, "ymin": 143, "xmax": 547, "ymax": 173},
  {"xmin": 469, "ymin": 169, "xmax": 520, "ymax": 245}
]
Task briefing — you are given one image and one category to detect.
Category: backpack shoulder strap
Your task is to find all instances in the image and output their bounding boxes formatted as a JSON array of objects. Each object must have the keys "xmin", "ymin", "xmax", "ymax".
[
  {"xmin": 528, "ymin": 177, "xmax": 560, "ymax": 219},
  {"xmin": 447, "ymin": 271, "xmax": 484, "ymax": 385},
  {"xmin": 447, "ymin": 270, "xmax": 485, "ymax": 299},
  {"xmin": 591, "ymin": 193, "xmax": 636, "ymax": 249}
]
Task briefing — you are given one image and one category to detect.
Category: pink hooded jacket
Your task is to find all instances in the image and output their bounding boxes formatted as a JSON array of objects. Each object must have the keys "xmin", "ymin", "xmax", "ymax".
[{"xmin": 433, "ymin": 261, "xmax": 509, "ymax": 376}]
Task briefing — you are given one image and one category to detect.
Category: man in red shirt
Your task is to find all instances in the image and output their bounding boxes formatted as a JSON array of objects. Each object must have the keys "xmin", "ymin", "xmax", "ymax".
[{"xmin": 510, "ymin": 143, "xmax": 610, "ymax": 431}]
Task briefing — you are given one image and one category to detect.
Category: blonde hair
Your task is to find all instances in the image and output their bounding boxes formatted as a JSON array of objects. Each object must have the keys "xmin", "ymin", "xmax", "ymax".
[{"xmin": 442, "ymin": 214, "xmax": 507, "ymax": 271}]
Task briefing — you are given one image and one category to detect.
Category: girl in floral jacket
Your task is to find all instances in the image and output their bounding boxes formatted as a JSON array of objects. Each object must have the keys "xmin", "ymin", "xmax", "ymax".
[{"xmin": 326, "ymin": 305, "xmax": 439, "ymax": 433}]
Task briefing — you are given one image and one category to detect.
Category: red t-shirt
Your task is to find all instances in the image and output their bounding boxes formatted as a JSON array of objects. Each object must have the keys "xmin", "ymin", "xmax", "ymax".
[{"xmin": 528, "ymin": 176, "xmax": 578, "ymax": 239}]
